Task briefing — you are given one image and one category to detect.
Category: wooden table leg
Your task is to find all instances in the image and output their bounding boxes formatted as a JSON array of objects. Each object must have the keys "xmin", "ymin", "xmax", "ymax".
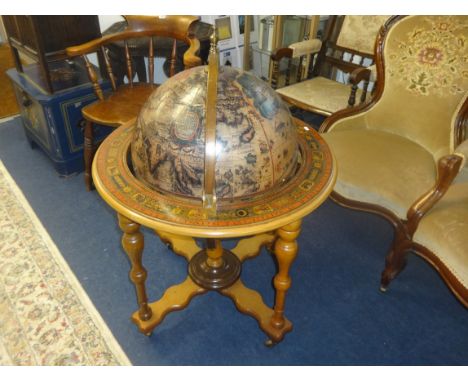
[
  {"xmin": 270, "ymin": 220, "xmax": 301, "ymax": 331},
  {"xmin": 118, "ymin": 213, "xmax": 152, "ymax": 322}
]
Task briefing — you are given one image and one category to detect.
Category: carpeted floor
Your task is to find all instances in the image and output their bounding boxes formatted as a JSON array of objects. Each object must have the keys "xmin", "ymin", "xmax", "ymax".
[
  {"xmin": 0, "ymin": 116, "xmax": 467, "ymax": 365},
  {"xmin": 0, "ymin": 44, "xmax": 20, "ymax": 118},
  {"xmin": 0, "ymin": 160, "xmax": 131, "ymax": 365}
]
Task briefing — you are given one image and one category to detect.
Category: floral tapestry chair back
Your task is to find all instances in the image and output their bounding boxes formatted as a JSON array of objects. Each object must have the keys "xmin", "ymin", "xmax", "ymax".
[{"xmin": 367, "ymin": 15, "xmax": 467, "ymax": 160}]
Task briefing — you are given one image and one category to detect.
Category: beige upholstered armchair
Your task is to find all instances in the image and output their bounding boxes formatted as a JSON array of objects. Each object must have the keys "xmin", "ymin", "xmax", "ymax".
[
  {"xmin": 271, "ymin": 15, "xmax": 389, "ymax": 116},
  {"xmin": 320, "ymin": 16, "xmax": 468, "ymax": 304}
]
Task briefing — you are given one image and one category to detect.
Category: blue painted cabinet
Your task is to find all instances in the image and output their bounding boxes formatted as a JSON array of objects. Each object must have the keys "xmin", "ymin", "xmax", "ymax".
[{"xmin": 7, "ymin": 66, "xmax": 113, "ymax": 176}]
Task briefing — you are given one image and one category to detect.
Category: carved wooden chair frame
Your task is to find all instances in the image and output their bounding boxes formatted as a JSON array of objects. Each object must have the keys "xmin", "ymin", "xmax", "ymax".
[
  {"xmin": 66, "ymin": 15, "xmax": 202, "ymax": 191},
  {"xmin": 270, "ymin": 15, "xmax": 378, "ymax": 115},
  {"xmin": 66, "ymin": 15, "xmax": 202, "ymax": 90},
  {"xmin": 319, "ymin": 15, "xmax": 468, "ymax": 306}
]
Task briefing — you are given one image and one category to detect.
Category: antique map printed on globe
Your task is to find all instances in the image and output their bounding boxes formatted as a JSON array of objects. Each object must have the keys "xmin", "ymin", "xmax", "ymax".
[{"xmin": 132, "ymin": 66, "xmax": 299, "ymax": 200}]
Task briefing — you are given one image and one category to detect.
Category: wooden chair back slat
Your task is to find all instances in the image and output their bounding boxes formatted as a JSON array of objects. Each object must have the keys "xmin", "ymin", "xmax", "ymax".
[
  {"xmin": 66, "ymin": 15, "xmax": 202, "ymax": 93},
  {"xmin": 296, "ymin": 56, "xmax": 304, "ymax": 83},
  {"xmin": 285, "ymin": 57, "xmax": 292, "ymax": 87},
  {"xmin": 270, "ymin": 59, "xmax": 280, "ymax": 90},
  {"xmin": 360, "ymin": 80, "xmax": 370, "ymax": 104},
  {"xmin": 124, "ymin": 40, "xmax": 133, "ymax": 86},
  {"xmin": 148, "ymin": 37, "xmax": 154, "ymax": 84},
  {"xmin": 100, "ymin": 46, "xmax": 117, "ymax": 91},
  {"xmin": 314, "ymin": 41, "xmax": 375, "ymax": 78},
  {"xmin": 309, "ymin": 16, "xmax": 380, "ymax": 80},
  {"xmin": 271, "ymin": 46, "xmax": 321, "ymax": 90},
  {"xmin": 66, "ymin": 15, "xmax": 200, "ymax": 56},
  {"xmin": 169, "ymin": 39, "xmax": 177, "ymax": 78},
  {"xmin": 82, "ymin": 54, "xmax": 104, "ymax": 100},
  {"xmin": 325, "ymin": 56, "xmax": 364, "ymax": 75}
]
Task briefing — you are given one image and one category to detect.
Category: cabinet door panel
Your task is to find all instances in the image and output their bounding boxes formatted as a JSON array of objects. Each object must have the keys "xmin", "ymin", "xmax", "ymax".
[{"xmin": 60, "ymin": 95, "xmax": 113, "ymax": 154}]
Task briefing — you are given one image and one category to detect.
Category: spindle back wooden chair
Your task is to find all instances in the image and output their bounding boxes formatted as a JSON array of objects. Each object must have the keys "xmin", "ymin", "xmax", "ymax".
[
  {"xmin": 271, "ymin": 15, "xmax": 388, "ymax": 116},
  {"xmin": 66, "ymin": 15, "xmax": 202, "ymax": 190}
]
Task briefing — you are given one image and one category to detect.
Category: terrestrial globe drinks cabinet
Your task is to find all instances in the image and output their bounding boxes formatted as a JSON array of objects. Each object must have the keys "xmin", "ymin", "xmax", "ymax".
[{"xmin": 92, "ymin": 35, "xmax": 336, "ymax": 346}]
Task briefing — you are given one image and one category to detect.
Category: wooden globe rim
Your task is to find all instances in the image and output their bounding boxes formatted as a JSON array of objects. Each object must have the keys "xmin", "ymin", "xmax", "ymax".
[{"xmin": 92, "ymin": 117, "xmax": 336, "ymax": 238}]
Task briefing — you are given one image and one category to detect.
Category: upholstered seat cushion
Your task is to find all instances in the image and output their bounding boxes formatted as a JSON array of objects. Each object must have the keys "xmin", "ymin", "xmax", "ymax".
[
  {"xmin": 322, "ymin": 129, "xmax": 437, "ymax": 219},
  {"xmin": 276, "ymin": 76, "xmax": 362, "ymax": 116},
  {"xmin": 413, "ymin": 181, "xmax": 468, "ymax": 290},
  {"xmin": 82, "ymin": 83, "xmax": 156, "ymax": 127}
]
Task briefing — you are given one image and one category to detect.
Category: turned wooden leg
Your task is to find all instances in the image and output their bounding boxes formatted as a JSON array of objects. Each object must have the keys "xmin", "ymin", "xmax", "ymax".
[
  {"xmin": 380, "ymin": 227, "xmax": 411, "ymax": 292},
  {"xmin": 348, "ymin": 84, "xmax": 358, "ymax": 107},
  {"xmin": 83, "ymin": 119, "xmax": 95, "ymax": 191},
  {"xmin": 270, "ymin": 220, "xmax": 301, "ymax": 330},
  {"xmin": 118, "ymin": 214, "xmax": 152, "ymax": 321}
]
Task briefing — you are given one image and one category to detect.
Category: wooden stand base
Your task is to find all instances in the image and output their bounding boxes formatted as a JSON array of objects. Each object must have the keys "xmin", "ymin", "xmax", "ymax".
[
  {"xmin": 95, "ymin": 119, "xmax": 335, "ymax": 347},
  {"xmin": 188, "ymin": 248, "xmax": 241, "ymax": 290},
  {"xmin": 120, "ymin": 218, "xmax": 300, "ymax": 345}
]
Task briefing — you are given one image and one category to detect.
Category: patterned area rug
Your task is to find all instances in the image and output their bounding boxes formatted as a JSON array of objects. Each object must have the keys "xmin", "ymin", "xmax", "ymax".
[{"xmin": 0, "ymin": 161, "xmax": 131, "ymax": 365}]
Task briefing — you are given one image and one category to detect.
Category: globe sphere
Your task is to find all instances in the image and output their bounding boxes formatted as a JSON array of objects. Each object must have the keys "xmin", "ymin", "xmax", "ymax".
[{"xmin": 131, "ymin": 65, "xmax": 299, "ymax": 200}]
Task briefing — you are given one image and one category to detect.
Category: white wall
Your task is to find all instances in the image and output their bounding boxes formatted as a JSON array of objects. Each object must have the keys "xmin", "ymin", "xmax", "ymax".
[{"xmin": 98, "ymin": 15, "xmax": 125, "ymax": 32}]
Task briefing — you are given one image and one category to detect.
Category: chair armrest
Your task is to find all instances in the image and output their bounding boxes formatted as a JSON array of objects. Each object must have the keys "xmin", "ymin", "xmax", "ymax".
[
  {"xmin": 346, "ymin": 64, "xmax": 377, "ymax": 109},
  {"xmin": 67, "ymin": 38, "xmax": 103, "ymax": 56},
  {"xmin": 183, "ymin": 35, "xmax": 202, "ymax": 68},
  {"xmin": 288, "ymin": 38, "xmax": 322, "ymax": 58},
  {"xmin": 406, "ymin": 153, "xmax": 464, "ymax": 236},
  {"xmin": 349, "ymin": 64, "xmax": 377, "ymax": 85},
  {"xmin": 349, "ymin": 67, "xmax": 371, "ymax": 85},
  {"xmin": 271, "ymin": 47, "xmax": 293, "ymax": 62}
]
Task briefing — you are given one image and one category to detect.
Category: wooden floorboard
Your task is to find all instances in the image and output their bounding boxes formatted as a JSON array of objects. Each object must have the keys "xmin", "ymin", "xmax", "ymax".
[{"xmin": 0, "ymin": 44, "xmax": 19, "ymax": 119}]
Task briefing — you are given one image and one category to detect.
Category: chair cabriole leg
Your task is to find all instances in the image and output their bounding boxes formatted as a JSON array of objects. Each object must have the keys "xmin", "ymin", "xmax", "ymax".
[{"xmin": 380, "ymin": 226, "xmax": 411, "ymax": 291}]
